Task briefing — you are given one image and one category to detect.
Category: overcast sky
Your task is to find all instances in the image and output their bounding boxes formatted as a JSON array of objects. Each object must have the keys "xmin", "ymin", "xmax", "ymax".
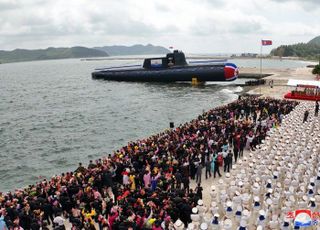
[{"xmin": 0, "ymin": 0, "xmax": 319, "ymax": 53}]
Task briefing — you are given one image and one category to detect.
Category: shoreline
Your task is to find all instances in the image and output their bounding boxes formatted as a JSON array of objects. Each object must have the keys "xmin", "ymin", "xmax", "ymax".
[{"xmin": 240, "ymin": 66, "xmax": 316, "ymax": 98}]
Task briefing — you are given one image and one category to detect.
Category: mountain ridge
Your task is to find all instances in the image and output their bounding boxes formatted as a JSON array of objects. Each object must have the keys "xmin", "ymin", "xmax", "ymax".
[
  {"xmin": 0, "ymin": 46, "xmax": 108, "ymax": 63},
  {"xmin": 0, "ymin": 44, "xmax": 170, "ymax": 63},
  {"xmin": 93, "ymin": 44, "xmax": 170, "ymax": 56}
]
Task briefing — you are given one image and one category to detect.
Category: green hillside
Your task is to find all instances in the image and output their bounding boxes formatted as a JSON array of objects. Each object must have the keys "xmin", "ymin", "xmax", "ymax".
[
  {"xmin": 0, "ymin": 46, "xmax": 109, "ymax": 63},
  {"xmin": 270, "ymin": 36, "xmax": 320, "ymax": 59},
  {"xmin": 308, "ymin": 36, "xmax": 320, "ymax": 46}
]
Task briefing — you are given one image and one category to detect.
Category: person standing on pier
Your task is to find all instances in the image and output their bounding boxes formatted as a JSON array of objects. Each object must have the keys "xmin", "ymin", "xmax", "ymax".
[
  {"xmin": 303, "ymin": 110, "xmax": 309, "ymax": 123},
  {"xmin": 205, "ymin": 156, "xmax": 212, "ymax": 179},
  {"xmin": 195, "ymin": 161, "xmax": 202, "ymax": 184},
  {"xmin": 213, "ymin": 155, "xmax": 222, "ymax": 178},
  {"xmin": 315, "ymin": 101, "xmax": 319, "ymax": 117}
]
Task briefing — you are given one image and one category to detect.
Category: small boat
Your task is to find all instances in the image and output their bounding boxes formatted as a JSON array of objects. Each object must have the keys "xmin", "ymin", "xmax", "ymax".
[{"xmin": 92, "ymin": 50, "xmax": 239, "ymax": 82}]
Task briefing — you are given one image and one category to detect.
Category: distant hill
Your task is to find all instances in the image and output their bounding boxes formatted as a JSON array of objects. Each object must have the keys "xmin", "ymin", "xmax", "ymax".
[
  {"xmin": 308, "ymin": 36, "xmax": 320, "ymax": 46},
  {"xmin": 94, "ymin": 44, "xmax": 170, "ymax": 56},
  {"xmin": 270, "ymin": 36, "xmax": 320, "ymax": 59},
  {"xmin": 0, "ymin": 46, "xmax": 109, "ymax": 63}
]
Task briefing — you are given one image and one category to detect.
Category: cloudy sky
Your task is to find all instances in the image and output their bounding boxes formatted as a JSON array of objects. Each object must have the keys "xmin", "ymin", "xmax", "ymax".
[{"xmin": 0, "ymin": 0, "xmax": 319, "ymax": 54}]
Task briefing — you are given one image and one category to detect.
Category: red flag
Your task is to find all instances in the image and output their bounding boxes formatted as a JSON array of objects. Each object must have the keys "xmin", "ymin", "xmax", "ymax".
[{"xmin": 262, "ymin": 40, "xmax": 272, "ymax": 46}]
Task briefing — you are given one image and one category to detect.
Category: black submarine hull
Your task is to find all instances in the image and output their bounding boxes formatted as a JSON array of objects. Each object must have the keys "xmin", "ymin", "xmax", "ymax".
[{"xmin": 92, "ymin": 64, "xmax": 238, "ymax": 82}]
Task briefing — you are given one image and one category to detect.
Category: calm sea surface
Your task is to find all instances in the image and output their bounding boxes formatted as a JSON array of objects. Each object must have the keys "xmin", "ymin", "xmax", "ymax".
[{"xmin": 0, "ymin": 57, "xmax": 312, "ymax": 192}]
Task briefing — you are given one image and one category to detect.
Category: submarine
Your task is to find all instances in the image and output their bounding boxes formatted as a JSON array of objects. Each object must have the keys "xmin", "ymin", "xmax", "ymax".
[{"xmin": 91, "ymin": 50, "xmax": 239, "ymax": 82}]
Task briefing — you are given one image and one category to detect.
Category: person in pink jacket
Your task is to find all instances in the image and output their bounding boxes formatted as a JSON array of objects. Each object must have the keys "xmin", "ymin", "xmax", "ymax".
[{"xmin": 143, "ymin": 170, "xmax": 151, "ymax": 188}]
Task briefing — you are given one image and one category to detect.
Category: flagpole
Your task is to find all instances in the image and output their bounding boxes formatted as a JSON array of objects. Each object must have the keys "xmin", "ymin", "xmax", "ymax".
[
  {"xmin": 260, "ymin": 40, "xmax": 262, "ymax": 78},
  {"xmin": 260, "ymin": 40, "xmax": 262, "ymax": 94}
]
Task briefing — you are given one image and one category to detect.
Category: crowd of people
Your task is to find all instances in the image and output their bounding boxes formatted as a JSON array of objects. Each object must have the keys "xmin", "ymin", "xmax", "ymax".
[
  {"xmin": 0, "ymin": 97, "xmax": 298, "ymax": 230},
  {"xmin": 201, "ymin": 101, "xmax": 320, "ymax": 229}
]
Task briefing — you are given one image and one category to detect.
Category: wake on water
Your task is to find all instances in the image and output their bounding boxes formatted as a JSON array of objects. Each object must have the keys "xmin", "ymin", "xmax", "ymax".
[{"xmin": 220, "ymin": 86, "xmax": 243, "ymax": 94}]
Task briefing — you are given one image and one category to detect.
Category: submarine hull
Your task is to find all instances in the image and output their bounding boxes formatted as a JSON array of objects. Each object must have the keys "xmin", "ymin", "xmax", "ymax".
[{"xmin": 92, "ymin": 64, "xmax": 238, "ymax": 82}]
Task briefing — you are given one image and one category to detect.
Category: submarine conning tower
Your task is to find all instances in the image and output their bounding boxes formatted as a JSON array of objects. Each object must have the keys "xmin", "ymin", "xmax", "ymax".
[{"xmin": 143, "ymin": 50, "xmax": 187, "ymax": 69}]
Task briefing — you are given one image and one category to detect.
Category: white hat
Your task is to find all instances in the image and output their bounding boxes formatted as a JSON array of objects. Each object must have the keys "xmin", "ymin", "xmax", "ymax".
[
  {"xmin": 243, "ymin": 209, "xmax": 250, "ymax": 216},
  {"xmin": 308, "ymin": 185, "xmax": 314, "ymax": 190},
  {"xmin": 266, "ymin": 198, "xmax": 272, "ymax": 205},
  {"xmin": 174, "ymin": 219, "xmax": 183, "ymax": 227},
  {"xmin": 224, "ymin": 219, "xmax": 232, "ymax": 227},
  {"xmin": 310, "ymin": 197, "xmax": 316, "ymax": 202},
  {"xmin": 225, "ymin": 173, "xmax": 230, "ymax": 178},
  {"xmin": 267, "ymin": 188, "xmax": 273, "ymax": 193},
  {"xmin": 254, "ymin": 196, "xmax": 260, "ymax": 202},
  {"xmin": 235, "ymin": 190, "xmax": 240, "ymax": 196},
  {"xmin": 197, "ymin": 199, "xmax": 203, "ymax": 206},
  {"xmin": 240, "ymin": 220, "xmax": 247, "ymax": 227},
  {"xmin": 200, "ymin": 223, "xmax": 208, "ymax": 230},
  {"xmin": 254, "ymin": 183, "xmax": 259, "ymax": 188},
  {"xmin": 214, "ymin": 213, "xmax": 220, "ymax": 217},
  {"xmin": 211, "ymin": 185, "xmax": 216, "ymax": 191},
  {"xmin": 238, "ymin": 181, "xmax": 243, "ymax": 186},
  {"xmin": 259, "ymin": 210, "xmax": 266, "ymax": 216},
  {"xmin": 289, "ymin": 196, "xmax": 295, "ymax": 202},
  {"xmin": 284, "ymin": 216, "xmax": 290, "ymax": 222},
  {"xmin": 226, "ymin": 201, "xmax": 233, "ymax": 207},
  {"xmin": 219, "ymin": 179, "xmax": 224, "ymax": 184},
  {"xmin": 267, "ymin": 179, "xmax": 272, "ymax": 183},
  {"xmin": 192, "ymin": 207, "xmax": 198, "ymax": 214},
  {"xmin": 187, "ymin": 223, "xmax": 195, "ymax": 230},
  {"xmin": 303, "ymin": 195, "xmax": 308, "ymax": 201}
]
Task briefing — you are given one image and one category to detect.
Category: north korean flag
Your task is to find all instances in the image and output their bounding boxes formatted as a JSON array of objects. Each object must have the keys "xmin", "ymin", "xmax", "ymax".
[{"xmin": 262, "ymin": 40, "xmax": 272, "ymax": 46}]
